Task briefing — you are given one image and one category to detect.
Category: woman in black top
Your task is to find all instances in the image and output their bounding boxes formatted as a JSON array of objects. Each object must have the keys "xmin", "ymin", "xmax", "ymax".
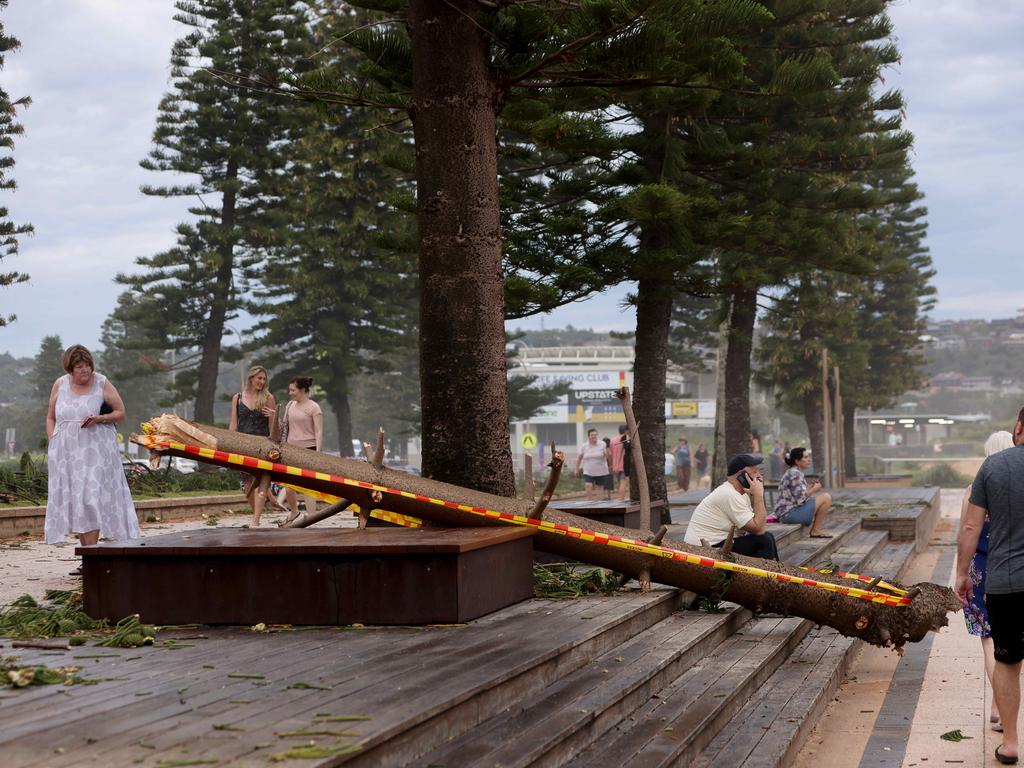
[{"xmin": 228, "ymin": 365, "xmax": 278, "ymax": 526}]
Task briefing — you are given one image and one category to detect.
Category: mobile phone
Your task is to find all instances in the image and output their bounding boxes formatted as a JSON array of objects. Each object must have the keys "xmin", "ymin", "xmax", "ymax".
[{"xmin": 737, "ymin": 471, "xmax": 751, "ymax": 489}]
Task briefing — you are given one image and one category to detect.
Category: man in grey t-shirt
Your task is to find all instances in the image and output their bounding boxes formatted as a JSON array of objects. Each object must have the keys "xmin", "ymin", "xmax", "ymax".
[{"xmin": 956, "ymin": 408, "xmax": 1024, "ymax": 765}]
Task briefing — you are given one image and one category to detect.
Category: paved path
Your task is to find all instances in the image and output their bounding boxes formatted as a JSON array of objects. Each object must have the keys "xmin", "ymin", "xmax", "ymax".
[
  {"xmin": 794, "ymin": 488, "xmax": 1003, "ymax": 767},
  {"xmin": 0, "ymin": 506, "xmax": 357, "ymax": 607}
]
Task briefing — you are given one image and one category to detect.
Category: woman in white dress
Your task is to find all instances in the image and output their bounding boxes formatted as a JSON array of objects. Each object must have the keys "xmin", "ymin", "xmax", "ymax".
[{"xmin": 45, "ymin": 345, "xmax": 139, "ymax": 571}]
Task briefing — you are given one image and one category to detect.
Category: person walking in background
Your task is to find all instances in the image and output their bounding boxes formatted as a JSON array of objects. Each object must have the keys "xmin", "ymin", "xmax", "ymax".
[
  {"xmin": 749, "ymin": 429, "xmax": 762, "ymax": 454},
  {"xmin": 575, "ymin": 428, "xmax": 611, "ymax": 500},
  {"xmin": 675, "ymin": 436, "xmax": 691, "ymax": 491},
  {"xmin": 955, "ymin": 408, "xmax": 1024, "ymax": 766},
  {"xmin": 768, "ymin": 439, "xmax": 784, "ymax": 481},
  {"xmin": 694, "ymin": 443, "xmax": 709, "ymax": 489},
  {"xmin": 45, "ymin": 345, "xmax": 139, "ymax": 574},
  {"xmin": 610, "ymin": 425, "xmax": 629, "ymax": 500},
  {"xmin": 774, "ymin": 447, "xmax": 833, "ymax": 537},
  {"xmin": 229, "ymin": 365, "xmax": 278, "ymax": 527},
  {"xmin": 961, "ymin": 430, "xmax": 1015, "ymax": 734},
  {"xmin": 278, "ymin": 376, "xmax": 324, "ymax": 524}
]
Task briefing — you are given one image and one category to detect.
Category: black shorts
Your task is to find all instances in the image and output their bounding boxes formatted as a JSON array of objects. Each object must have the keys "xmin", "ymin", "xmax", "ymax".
[
  {"xmin": 583, "ymin": 474, "xmax": 609, "ymax": 486},
  {"xmin": 985, "ymin": 592, "xmax": 1024, "ymax": 663}
]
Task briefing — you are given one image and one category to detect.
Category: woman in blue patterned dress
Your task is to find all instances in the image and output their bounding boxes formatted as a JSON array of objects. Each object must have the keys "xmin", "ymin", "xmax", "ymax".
[{"xmin": 964, "ymin": 430, "xmax": 1015, "ymax": 731}]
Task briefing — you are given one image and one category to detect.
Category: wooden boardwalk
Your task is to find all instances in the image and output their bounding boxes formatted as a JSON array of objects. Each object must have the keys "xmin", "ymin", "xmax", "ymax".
[
  {"xmin": 0, "ymin": 489, "xmax": 937, "ymax": 767},
  {"xmin": 1, "ymin": 591, "xmax": 677, "ymax": 767}
]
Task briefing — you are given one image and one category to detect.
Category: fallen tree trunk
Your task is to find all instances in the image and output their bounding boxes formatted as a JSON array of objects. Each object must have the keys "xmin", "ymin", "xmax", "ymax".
[{"xmin": 133, "ymin": 417, "xmax": 959, "ymax": 650}]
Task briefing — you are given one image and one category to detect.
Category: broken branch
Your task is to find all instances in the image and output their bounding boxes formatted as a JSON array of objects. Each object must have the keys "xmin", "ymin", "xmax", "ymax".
[{"xmin": 530, "ymin": 446, "xmax": 564, "ymax": 521}]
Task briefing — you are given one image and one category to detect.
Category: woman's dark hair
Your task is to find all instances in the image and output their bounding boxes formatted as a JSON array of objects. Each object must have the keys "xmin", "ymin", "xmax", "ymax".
[
  {"xmin": 290, "ymin": 376, "xmax": 313, "ymax": 392},
  {"xmin": 62, "ymin": 345, "xmax": 94, "ymax": 374},
  {"xmin": 784, "ymin": 446, "xmax": 807, "ymax": 467}
]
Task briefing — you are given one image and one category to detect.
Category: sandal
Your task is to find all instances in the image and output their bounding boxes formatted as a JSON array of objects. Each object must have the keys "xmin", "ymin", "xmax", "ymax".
[{"xmin": 996, "ymin": 746, "xmax": 1018, "ymax": 765}]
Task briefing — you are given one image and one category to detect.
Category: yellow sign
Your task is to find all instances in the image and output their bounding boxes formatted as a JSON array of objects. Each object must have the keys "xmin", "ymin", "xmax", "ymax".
[
  {"xmin": 521, "ymin": 432, "xmax": 537, "ymax": 449},
  {"xmin": 672, "ymin": 401, "xmax": 698, "ymax": 417}
]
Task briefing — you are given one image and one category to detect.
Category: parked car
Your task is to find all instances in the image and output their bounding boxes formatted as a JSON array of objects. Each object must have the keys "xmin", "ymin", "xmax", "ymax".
[
  {"xmin": 121, "ymin": 457, "xmax": 149, "ymax": 476},
  {"xmin": 157, "ymin": 456, "xmax": 198, "ymax": 474}
]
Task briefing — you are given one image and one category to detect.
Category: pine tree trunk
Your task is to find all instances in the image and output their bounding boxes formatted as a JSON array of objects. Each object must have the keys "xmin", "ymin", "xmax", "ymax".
[
  {"xmin": 844, "ymin": 401, "xmax": 858, "ymax": 478},
  {"xmin": 135, "ymin": 419, "xmax": 960, "ymax": 650},
  {"xmin": 193, "ymin": 157, "xmax": 238, "ymax": 424},
  {"xmin": 329, "ymin": 390, "xmax": 354, "ymax": 457},
  {"xmin": 723, "ymin": 285, "xmax": 758, "ymax": 460},
  {"xmin": 711, "ymin": 313, "xmax": 730, "ymax": 486},
  {"xmin": 803, "ymin": 390, "xmax": 825, "ymax": 476},
  {"xmin": 631, "ymin": 275, "xmax": 672, "ymax": 520},
  {"xmin": 408, "ymin": 0, "xmax": 513, "ymax": 496}
]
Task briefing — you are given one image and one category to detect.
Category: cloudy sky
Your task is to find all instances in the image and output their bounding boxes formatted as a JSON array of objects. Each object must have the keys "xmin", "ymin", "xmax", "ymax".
[{"xmin": 0, "ymin": 0, "xmax": 1021, "ymax": 358}]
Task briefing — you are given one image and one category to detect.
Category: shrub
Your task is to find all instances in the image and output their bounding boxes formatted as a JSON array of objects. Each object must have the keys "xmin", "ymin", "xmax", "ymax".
[{"xmin": 913, "ymin": 463, "xmax": 972, "ymax": 488}]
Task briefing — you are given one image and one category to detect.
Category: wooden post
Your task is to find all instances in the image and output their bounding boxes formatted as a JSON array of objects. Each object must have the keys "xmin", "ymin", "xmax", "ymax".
[
  {"xmin": 616, "ymin": 387, "xmax": 653, "ymax": 532},
  {"xmin": 821, "ymin": 349, "xmax": 833, "ymax": 487},
  {"xmin": 833, "ymin": 365, "xmax": 845, "ymax": 488},
  {"xmin": 524, "ymin": 451, "xmax": 535, "ymax": 501}
]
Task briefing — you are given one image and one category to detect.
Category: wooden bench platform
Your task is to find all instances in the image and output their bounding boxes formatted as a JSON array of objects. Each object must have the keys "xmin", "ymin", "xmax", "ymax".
[
  {"xmin": 78, "ymin": 526, "xmax": 536, "ymax": 626},
  {"xmin": 547, "ymin": 498, "xmax": 668, "ymax": 530}
]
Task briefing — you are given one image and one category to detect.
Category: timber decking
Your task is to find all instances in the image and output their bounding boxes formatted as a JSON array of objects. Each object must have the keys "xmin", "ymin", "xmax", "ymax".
[
  {"xmin": 692, "ymin": 538, "xmax": 917, "ymax": 768},
  {"xmin": 0, "ymin": 590, "xmax": 681, "ymax": 768},
  {"xmin": 1, "ymin": 495, "xmax": 930, "ymax": 768}
]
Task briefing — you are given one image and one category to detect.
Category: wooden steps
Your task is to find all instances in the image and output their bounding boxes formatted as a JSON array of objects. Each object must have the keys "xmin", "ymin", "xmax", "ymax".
[
  {"xmin": 691, "ymin": 539, "xmax": 917, "ymax": 768},
  {"xmin": 1, "ymin": 509, "xmax": 927, "ymax": 768},
  {"xmin": 411, "ymin": 518, "xmax": 875, "ymax": 768}
]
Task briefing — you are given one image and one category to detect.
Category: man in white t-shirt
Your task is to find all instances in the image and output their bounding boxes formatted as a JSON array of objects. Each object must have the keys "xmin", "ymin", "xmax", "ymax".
[{"xmin": 683, "ymin": 453, "xmax": 778, "ymax": 560}]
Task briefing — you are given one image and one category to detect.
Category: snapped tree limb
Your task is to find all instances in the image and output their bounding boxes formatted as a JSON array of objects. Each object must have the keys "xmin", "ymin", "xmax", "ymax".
[{"xmin": 133, "ymin": 416, "xmax": 960, "ymax": 649}]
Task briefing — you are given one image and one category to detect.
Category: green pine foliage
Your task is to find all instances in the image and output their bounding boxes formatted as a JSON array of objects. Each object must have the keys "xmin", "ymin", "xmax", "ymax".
[
  {"xmin": 249, "ymin": 5, "xmax": 417, "ymax": 456},
  {"xmin": 119, "ymin": 0, "xmax": 317, "ymax": 422},
  {"xmin": 98, "ymin": 292, "xmax": 174, "ymax": 433},
  {"xmin": 29, "ymin": 334, "xmax": 64, "ymax": 449},
  {"xmin": 0, "ymin": 1, "xmax": 32, "ymax": 327}
]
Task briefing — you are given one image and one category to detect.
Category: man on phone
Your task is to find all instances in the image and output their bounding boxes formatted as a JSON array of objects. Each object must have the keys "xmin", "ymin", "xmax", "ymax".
[{"xmin": 683, "ymin": 453, "xmax": 778, "ymax": 559}]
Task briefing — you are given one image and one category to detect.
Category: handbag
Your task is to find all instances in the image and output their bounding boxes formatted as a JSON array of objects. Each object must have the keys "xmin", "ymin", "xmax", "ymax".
[{"xmin": 99, "ymin": 400, "xmax": 113, "ymax": 416}]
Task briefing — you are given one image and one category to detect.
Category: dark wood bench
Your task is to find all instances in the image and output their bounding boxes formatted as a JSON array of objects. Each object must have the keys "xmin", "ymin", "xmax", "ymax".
[
  {"xmin": 547, "ymin": 498, "xmax": 668, "ymax": 530},
  {"xmin": 79, "ymin": 526, "xmax": 536, "ymax": 626}
]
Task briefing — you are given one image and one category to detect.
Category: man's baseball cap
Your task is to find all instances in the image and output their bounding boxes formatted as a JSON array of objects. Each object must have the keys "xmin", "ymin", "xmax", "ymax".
[{"xmin": 727, "ymin": 453, "xmax": 764, "ymax": 476}]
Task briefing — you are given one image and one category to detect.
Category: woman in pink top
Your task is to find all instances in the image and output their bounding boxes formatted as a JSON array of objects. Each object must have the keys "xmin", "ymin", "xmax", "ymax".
[{"xmin": 279, "ymin": 376, "xmax": 323, "ymax": 523}]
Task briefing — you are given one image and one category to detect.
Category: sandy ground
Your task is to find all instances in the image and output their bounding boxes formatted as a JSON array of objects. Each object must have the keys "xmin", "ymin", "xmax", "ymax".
[
  {"xmin": 793, "ymin": 488, "xmax": 1005, "ymax": 768},
  {"xmin": 0, "ymin": 504, "xmax": 358, "ymax": 608}
]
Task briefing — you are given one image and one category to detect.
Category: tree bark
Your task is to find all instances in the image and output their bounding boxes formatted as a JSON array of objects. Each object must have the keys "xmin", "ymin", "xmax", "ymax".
[
  {"xmin": 723, "ymin": 284, "xmax": 758, "ymax": 460},
  {"xmin": 631, "ymin": 275, "xmax": 672, "ymax": 520},
  {"xmin": 134, "ymin": 418, "xmax": 960, "ymax": 650},
  {"xmin": 843, "ymin": 401, "xmax": 858, "ymax": 478},
  {"xmin": 327, "ymin": 379, "xmax": 354, "ymax": 457},
  {"xmin": 711, "ymin": 313, "xmax": 730, "ymax": 486},
  {"xmin": 803, "ymin": 389, "xmax": 825, "ymax": 476},
  {"xmin": 194, "ymin": 156, "xmax": 238, "ymax": 424},
  {"xmin": 408, "ymin": 0, "xmax": 513, "ymax": 496}
]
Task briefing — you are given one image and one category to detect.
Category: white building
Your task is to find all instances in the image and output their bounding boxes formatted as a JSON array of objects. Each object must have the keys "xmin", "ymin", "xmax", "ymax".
[{"xmin": 508, "ymin": 346, "xmax": 716, "ymax": 464}]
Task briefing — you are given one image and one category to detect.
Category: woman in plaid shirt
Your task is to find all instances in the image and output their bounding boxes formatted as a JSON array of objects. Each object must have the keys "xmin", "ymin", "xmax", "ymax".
[{"xmin": 774, "ymin": 447, "xmax": 832, "ymax": 538}]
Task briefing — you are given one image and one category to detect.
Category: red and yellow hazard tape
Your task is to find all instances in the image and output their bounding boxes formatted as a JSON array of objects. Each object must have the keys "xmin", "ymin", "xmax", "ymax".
[{"xmin": 138, "ymin": 436, "xmax": 912, "ymax": 607}]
